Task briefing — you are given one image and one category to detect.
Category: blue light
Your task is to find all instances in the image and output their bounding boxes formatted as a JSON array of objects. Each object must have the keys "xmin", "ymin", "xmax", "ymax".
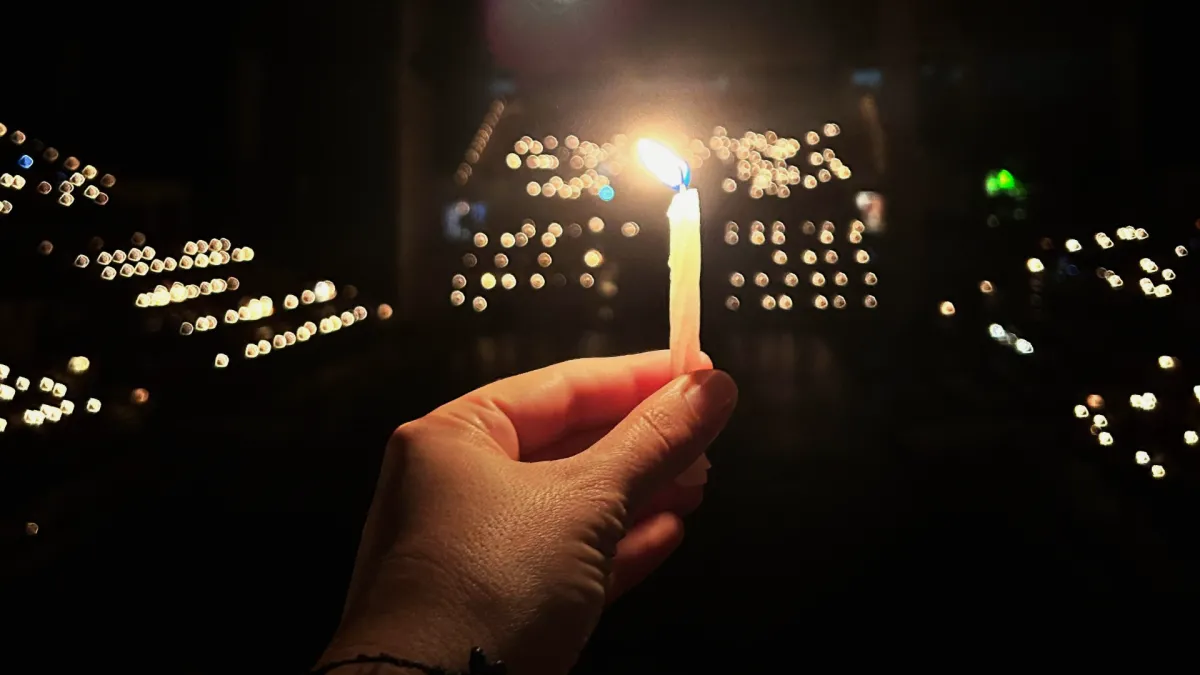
[
  {"xmin": 17, "ymin": 155, "xmax": 33, "ymax": 169},
  {"xmin": 1066, "ymin": 264, "xmax": 1079, "ymax": 276},
  {"xmin": 598, "ymin": 185, "xmax": 615, "ymax": 202}
]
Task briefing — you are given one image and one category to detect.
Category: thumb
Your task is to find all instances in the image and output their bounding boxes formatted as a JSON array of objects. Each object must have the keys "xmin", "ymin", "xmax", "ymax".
[{"xmin": 584, "ymin": 369, "xmax": 737, "ymax": 509}]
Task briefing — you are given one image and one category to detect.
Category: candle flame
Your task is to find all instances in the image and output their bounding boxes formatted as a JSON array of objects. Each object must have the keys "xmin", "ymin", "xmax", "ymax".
[{"xmin": 636, "ymin": 139, "xmax": 690, "ymax": 190}]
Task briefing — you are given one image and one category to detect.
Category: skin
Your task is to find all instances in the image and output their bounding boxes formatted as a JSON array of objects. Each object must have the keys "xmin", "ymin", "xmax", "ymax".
[{"xmin": 319, "ymin": 351, "xmax": 738, "ymax": 675}]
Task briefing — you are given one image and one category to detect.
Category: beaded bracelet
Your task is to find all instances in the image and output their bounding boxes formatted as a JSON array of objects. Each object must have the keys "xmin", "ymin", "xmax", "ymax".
[{"xmin": 312, "ymin": 647, "xmax": 506, "ymax": 675}]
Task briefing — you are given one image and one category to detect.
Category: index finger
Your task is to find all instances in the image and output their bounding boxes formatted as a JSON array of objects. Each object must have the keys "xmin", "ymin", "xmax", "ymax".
[{"xmin": 438, "ymin": 350, "xmax": 711, "ymax": 459}]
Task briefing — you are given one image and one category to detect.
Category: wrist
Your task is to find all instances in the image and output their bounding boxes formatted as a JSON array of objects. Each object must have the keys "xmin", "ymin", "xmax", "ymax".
[{"xmin": 322, "ymin": 554, "xmax": 500, "ymax": 673}]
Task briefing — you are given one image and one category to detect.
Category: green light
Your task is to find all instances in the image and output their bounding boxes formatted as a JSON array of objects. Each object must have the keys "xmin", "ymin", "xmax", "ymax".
[{"xmin": 985, "ymin": 169, "xmax": 1023, "ymax": 197}]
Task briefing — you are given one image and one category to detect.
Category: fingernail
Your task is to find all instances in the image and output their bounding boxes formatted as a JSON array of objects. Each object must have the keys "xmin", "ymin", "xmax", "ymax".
[{"xmin": 683, "ymin": 370, "xmax": 738, "ymax": 416}]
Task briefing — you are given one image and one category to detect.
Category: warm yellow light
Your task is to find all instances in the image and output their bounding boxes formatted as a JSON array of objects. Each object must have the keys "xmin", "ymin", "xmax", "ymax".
[
  {"xmin": 636, "ymin": 139, "xmax": 689, "ymax": 190},
  {"xmin": 1159, "ymin": 355, "xmax": 1177, "ymax": 370}
]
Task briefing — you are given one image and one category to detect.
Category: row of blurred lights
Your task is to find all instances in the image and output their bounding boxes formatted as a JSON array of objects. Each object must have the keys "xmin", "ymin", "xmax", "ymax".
[
  {"xmin": 725, "ymin": 293, "xmax": 877, "ymax": 311},
  {"xmin": 456, "ymin": 246, "xmax": 608, "ymax": 277},
  {"xmin": 524, "ymin": 173, "xmax": 613, "ymax": 200},
  {"xmin": 75, "ymin": 242, "xmax": 255, "ymax": 279},
  {"xmin": 987, "ymin": 323, "xmax": 1034, "ymax": 355},
  {"xmin": 177, "ymin": 281, "xmax": 336, "ymax": 335},
  {"xmin": 456, "ymin": 100, "xmax": 506, "ymax": 185},
  {"xmin": 462, "ymin": 219, "xmax": 639, "ymax": 270},
  {"xmin": 140, "ymin": 278, "xmax": 238, "ymax": 311},
  {"xmin": 724, "ymin": 219, "xmax": 869, "ymax": 246},
  {"xmin": 0, "ymin": 357, "xmax": 102, "ymax": 431},
  {"xmin": 730, "ymin": 270, "xmax": 878, "ymax": 289},
  {"xmin": 224, "ymin": 305, "xmax": 373, "ymax": 365},
  {"xmin": 450, "ymin": 270, "xmax": 620, "ymax": 310}
]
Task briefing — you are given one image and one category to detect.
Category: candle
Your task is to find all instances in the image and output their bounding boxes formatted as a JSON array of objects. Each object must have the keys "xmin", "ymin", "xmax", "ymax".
[{"xmin": 637, "ymin": 139, "xmax": 711, "ymax": 486}]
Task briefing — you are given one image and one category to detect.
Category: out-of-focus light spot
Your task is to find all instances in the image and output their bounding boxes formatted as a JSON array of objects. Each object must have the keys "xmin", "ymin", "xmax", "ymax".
[
  {"xmin": 1185, "ymin": 430, "xmax": 1199, "ymax": 446},
  {"xmin": 1065, "ymin": 239, "xmax": 1082, "ymax": 252},
  {"xmin": 979, "ymin": 280, "xmax": 994, "ymax": 294},
  {"xmin": 1098, "ymin": 431, "xmax": 1113, "ymax": 446},
  {"xmin": 1073, "ymin": 405, "xmax": 1089, "ymax": 419},
  {"xmin": 725, "ymin": 296, "xmax": 740, "ymax": 311},
  {"xmin": 1159, "ymin": 356, "xmax": 1177, "ymax": 370},
  {"xmin": 1151, "ymin": 464, "xmax": 1166, "ymax": 479},
  {"xmin": 583, "ymin": 249, "xmax": 603, "ymax": 268},
  {"xmin": 598, "ymin": 185, "xmax": 615, "ymax": 201},
  {"xmin": 131, "ymin": 388, "xmax": 150, "ymax": 405},
  {"xmin": 988, "ymin": 324, "xmax": 1006, "ymax": 339},
  {"xmin": 1135, "ymin": 451, "xmax": 1150, "ymax": 465},
  {"xmin": 480, "ymin": 273, "xmax": 497, "ymax": 290},
  {"xmin": 1026, "ymin": 258, "xmax": 1044, "ymax": 273},
  {"xmin": 67, "ymin": 356, "xmax": 90, "ymax": 374},
  {"xmin": 17, "ymin": 155, "xmax": 32, "ymax": 169},
  {"xmin": 377, "ymin": 303, "xmax": 393, "ymax": 320}
]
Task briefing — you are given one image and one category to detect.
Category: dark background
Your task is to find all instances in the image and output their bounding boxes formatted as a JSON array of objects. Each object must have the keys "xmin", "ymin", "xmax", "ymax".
[{"xmin": 3, "ymin": 0, "xmax": 1199, "ymax": 671}]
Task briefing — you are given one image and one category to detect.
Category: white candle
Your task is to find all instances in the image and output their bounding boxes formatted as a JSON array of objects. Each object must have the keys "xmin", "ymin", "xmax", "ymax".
[
  {"xmin": 638, "ymin": 139, "xmax": 710, "ymax": 486},
  {"xmin": 667, "ymin": 187, "xmax": 711, "ymax": 486}
]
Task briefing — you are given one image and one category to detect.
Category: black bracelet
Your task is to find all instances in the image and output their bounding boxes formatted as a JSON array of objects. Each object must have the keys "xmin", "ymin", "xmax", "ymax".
[{"xmin": 312, "ymin": 647, "xmax": 506, "ymax": 675}]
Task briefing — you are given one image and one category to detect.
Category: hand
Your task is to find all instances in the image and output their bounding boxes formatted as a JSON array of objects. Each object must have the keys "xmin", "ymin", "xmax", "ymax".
[{"xmin": 320, "ymin": 351, "xmax": 738, "ymax": 675}]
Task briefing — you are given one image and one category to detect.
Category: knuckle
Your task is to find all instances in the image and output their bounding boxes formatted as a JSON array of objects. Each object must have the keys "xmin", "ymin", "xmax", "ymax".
[
  {"xmin": 389, "ymin": 419, "xmax": 424, "ymax": 449},
  {"xmin": 637, "ymin": 405, "xmax": 681, "ymax": 454}
]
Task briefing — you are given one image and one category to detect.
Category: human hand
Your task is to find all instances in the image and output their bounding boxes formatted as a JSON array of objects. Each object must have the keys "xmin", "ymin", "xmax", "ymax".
[{"xmin": 320, "ymin": 351, "xmax": 737, "ymax": 675}]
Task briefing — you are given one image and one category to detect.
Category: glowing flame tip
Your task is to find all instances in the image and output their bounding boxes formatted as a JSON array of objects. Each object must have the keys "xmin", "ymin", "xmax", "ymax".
[{"xmin": 636, "ymin": 139, "xmax": 690, "ymax": 191}]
